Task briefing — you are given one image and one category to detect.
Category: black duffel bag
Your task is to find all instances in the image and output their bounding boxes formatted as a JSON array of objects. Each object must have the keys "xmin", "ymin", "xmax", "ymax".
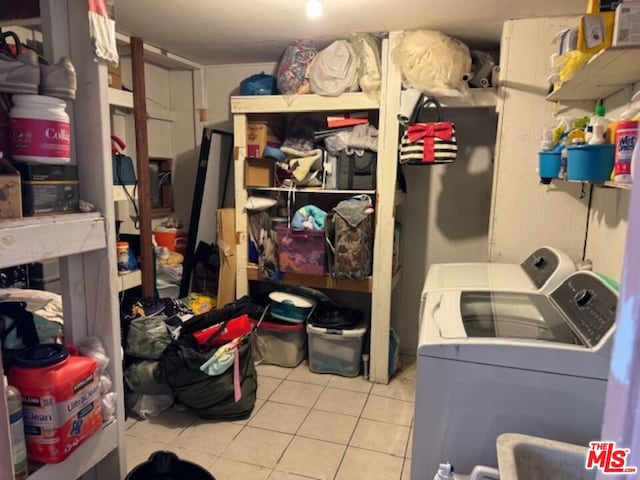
[
  {"xmin": 159, "ymin": 305, "xmax": 259, "ymax": 421},
  {"xmin": 159, "ymin": 333, "xmax": 257, "ymax": 421}
]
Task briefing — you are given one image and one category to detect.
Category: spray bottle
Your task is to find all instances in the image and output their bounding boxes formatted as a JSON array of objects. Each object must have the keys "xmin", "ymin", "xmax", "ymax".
[
  {"xmin": 586, "ymin": 104, "xmax": 609, "ymax": 145},
  {"xmin": 433, "ymin": 462, "xmax": 500, "ymax": 480}
]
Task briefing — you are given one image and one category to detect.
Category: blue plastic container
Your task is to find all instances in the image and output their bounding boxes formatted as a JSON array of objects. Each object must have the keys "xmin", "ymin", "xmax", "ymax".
[
  {"xmin": 567, "ymin": 144, "xmax": 615, "ymax": 182},
  {"xmin": 538, "ymin": 151, "xmax": 562, "ymax": 184}
]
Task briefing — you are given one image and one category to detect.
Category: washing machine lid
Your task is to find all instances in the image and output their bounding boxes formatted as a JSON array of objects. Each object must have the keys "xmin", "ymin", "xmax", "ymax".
[
  {"xmin": 458, "ymin": 291, "xmax": 583, "ymax": 345},
  {"xmin": 423, "ymin": 263, "xmax": 534, "ymax": 293},
  {"xmin": 422, "ymin": 247, "xmax": 575, "ymax": 295}
]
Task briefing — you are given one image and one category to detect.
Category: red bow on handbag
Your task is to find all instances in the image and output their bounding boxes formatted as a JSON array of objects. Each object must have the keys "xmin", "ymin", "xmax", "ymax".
[{"xmin": 406, "ymin": 122, "xmax": 454, "ymax": 162}]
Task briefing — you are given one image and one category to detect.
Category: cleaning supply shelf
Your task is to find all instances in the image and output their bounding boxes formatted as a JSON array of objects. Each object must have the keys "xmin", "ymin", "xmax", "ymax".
[{"xmin": 547, "ymin": 46, "xmax": 640, "ymax": 102}]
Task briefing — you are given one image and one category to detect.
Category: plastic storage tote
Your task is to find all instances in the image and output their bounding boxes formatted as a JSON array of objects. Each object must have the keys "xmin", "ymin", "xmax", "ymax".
[
  {"xmin": 255, "ymin": 320, "xmax": 307, "ymax": 367},
  {"xmin": 275, "ymin": 224, "xmax": 326, "ymax": 276},
  {"xmin": 306, "ymin": 322, "xmax": 367, "ymax": 377}
]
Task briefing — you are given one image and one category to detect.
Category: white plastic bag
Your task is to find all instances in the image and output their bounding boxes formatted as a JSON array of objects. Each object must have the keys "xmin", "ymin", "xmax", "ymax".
[
  {"xmin": 309, "ymin": 40, "xmax": 359, "ymax": 97},
  {"xmin": 351, "ymin": 33, "xmax": 382, "ymax": 94},
  {"xmin": 392, "ymin": 30, "xmax": 472, "ymax": 97}
]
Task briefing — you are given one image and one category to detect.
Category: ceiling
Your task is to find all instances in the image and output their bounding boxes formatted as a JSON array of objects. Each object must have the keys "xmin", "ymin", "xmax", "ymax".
[{"xmin": 113, "ymin": 0, "xmax": 585, "ymax": 66}]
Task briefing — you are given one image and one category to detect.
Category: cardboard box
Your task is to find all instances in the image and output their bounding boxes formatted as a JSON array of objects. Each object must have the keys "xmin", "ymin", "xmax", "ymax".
[
  {"xmin": 245, "ymin": 157, "xmax": 274, "ymax": 187},
  {"xmin": 216, "ymin": 208, "xmax": 236, "ymax": 309},
  {"xmin": 22, "ymin": 181, "xmax": 80, "ymax": 215},
  {"xmin": 246, "ymin": 121, "xmax": 281, "ymax": 158},
  {"xmin": 108, "ymin": 62, "xmax": 122, "ymax": 89},
  {"xmin": 613, "ymin": 2, "xmax": 640, "ymax": 46},
  {"xmin": 0, "ymin": 157, "xmax": 22, "ymax": 219}
]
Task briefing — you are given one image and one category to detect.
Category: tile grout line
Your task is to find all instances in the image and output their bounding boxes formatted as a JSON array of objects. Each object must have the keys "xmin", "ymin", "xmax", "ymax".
[{"xmin": 271, "ymin": 367, "xmax": 333, "ymax": 476}]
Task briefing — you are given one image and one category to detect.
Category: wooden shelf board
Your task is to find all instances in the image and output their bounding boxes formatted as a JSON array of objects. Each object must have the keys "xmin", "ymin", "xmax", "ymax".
[
  {"xmin": 231, "ymin": 93, "xmax": 380, "ymax": 114},
  {"xmin": 547, "ymin": 47, "xmax": 640, "ymax": 102},
  {"xmin": 603, "ymin": 181, "xmax": 632, "ymax": 190},
  {"xmin": 438, "ymin": 88, "xmax": 498, "ymax": 108},
  {"xmin": 108, "ymin": 87, "xmax": 134, "ymax": 109},
  {"xmin": 29, "ymin": 421, "xmax": 119, "ymax": 480},
  {"xmin": 247, "ymin": 264, "xmax": 372, "ymax": 293},
  {"xmin": 248, "ymin": 187, "xmax": 376, "ymax": 195},
  {"xmin": 117, "ymin": 269, "xmax": 142, "ymax": 292},
  {"xmin": 0, "ymin": 213, "xmax": 106, "ymax": 269},
  {"xmin": 231, "ymin": 88, "xmax": 496, "ymax": 114}
]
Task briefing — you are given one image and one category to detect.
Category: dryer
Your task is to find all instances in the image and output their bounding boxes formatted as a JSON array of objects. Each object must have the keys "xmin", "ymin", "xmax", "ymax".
[{"xmin": 411, "ymin": 271, "xmax": 617, "ymax": 479}]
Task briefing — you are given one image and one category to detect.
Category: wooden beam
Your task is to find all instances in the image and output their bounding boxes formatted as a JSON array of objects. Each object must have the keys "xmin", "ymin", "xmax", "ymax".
[{"xmin": 130, "ymin": 36, "xmax": 154, "ymax": 297}]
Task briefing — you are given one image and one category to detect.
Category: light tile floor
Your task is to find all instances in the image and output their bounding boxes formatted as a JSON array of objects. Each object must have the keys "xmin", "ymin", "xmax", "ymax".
[{"xmin": 125, "ymin": 357, "xmax": 416, "ymax": 480}]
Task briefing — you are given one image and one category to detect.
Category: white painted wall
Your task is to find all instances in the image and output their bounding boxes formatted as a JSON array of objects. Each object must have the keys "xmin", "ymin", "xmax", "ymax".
[
  {"xmin": 204, "ymin": 62, "xmax": 278, "ymax": 131},
  {"xmin": 115, "ymin": 58, "xmax": 197, "ymax": 232},
  {"xmin": 393, "ymin": 108, "xmax": 497, "ymax": 354},
  {"xmin": 489, "ymin": 17, "xmax": 592, "ymax": 264},
  {"xmin": 490, "ymin": 17, "xmax": 633, "ymax": 284}
]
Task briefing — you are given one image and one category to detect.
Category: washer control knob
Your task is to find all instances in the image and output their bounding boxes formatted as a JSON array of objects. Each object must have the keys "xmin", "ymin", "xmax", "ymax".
[
  {"xmin": 533, "ymin": 256, "xmax": 547, "ymax": 269},
  {"xmin": 574, "ymin": 289, "xmax": 592, "ymax": 307}
]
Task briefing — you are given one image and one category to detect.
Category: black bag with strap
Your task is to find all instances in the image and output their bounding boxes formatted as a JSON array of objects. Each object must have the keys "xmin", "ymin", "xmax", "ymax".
[
  {"xmin": 159, "ymin": 307, "xmax": 258, "ymax": 421},
  {"xmin": 159, "ymin": 335, "xmax": 257, "ymax": 421}
]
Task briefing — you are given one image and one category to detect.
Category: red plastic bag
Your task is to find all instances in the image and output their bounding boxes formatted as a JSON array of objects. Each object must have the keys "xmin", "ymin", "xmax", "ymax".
[{"xmin": 192, "ymin": 314, "xmax": 253, "ymax": 348}]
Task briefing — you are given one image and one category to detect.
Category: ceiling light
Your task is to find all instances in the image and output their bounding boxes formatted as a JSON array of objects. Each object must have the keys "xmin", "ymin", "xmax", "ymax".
[{"xmin": 306, "ymin": 0, "xmax": 323, "ymax": 19}]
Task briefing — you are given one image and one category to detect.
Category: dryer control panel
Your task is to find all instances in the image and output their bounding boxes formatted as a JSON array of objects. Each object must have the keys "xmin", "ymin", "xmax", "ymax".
[
  {"xmin": 551, "ymin": 272, "xmax": 618, "ymax": 347},
  {"xmin": 521, "ymin": 247, "xmax": 561, "ymax": 289}
]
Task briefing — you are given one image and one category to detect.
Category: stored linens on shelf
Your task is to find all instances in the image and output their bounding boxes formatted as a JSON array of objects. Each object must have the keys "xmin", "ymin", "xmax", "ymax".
[{"xmin": 392, "ymin": 30, "xmax": 472, "ymax": 97}]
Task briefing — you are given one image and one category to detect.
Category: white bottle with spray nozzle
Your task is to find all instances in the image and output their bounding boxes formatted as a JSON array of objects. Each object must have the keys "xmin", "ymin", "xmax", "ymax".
[
  {"xmin": 586, "ymin": 104, "xmax": 609, "ymax": 145},
  {"xmin": 433, "ymin": 462, "xmax": 500, "ymax": 480}
]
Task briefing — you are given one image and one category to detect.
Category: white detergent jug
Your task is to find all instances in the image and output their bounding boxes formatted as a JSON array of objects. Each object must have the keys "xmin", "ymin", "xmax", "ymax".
[{"xmin": 433, "ymin": 462, "xmax": 500, "ymax": 480}]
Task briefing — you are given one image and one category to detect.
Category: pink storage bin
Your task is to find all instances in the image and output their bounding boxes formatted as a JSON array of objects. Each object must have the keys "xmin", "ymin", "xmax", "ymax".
[{"xmin": 275, "ymin": 224, "xmax": 326, "ymax": 276}]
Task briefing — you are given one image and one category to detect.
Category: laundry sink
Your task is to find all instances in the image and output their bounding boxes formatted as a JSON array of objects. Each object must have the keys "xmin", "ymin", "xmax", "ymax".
[{"xmin": 496, "ymin": 433, "xmax": 595, "ymax": 480}]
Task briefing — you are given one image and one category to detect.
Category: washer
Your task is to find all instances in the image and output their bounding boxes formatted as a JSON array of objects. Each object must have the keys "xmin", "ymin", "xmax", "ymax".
[
  {"xmin": 419, "ymin": 246, "xmax": 576, "ymax": 330},
  {"xmin": 411, "ymin": 271, "xmax": 617, "ymax": 479}
]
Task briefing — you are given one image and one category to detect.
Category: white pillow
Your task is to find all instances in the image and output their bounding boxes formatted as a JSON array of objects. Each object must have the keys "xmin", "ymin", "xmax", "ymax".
[{"xmin": 245, "ymin": 196, "xmax": 278, "ymax": 211}]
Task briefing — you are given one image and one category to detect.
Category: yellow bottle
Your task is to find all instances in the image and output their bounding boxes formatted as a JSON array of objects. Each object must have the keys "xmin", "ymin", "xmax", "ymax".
[{"xmin": 577, "ymin": 0, "xmax": 614, "ymax": 54}]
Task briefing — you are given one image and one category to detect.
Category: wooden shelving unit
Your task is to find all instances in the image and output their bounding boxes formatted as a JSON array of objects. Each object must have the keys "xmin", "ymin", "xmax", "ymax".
[{"xmin": 547, "ymin": 47, "xmax": 640, "ymax": 102}]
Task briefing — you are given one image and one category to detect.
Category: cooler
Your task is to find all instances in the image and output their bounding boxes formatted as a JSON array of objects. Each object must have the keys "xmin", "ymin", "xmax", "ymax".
[
  {"xmin": 153, "ymin": 226, "xmax": 188, "ymax": 255},
  {"xmin": 306, "ymin": 322, "xmax": 367, "ymax": 377}
]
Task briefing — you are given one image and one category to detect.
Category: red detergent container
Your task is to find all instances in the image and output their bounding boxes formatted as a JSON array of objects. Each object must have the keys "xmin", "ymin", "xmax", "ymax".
[{"xmin": 8, "ymin": 344, "xmax": 102, "ymax": 464}]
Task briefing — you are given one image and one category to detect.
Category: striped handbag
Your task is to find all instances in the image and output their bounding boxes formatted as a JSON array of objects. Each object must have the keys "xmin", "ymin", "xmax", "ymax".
[{"xmin": 399, "ymin": 95, "xmax": 457, "ymax": 165}]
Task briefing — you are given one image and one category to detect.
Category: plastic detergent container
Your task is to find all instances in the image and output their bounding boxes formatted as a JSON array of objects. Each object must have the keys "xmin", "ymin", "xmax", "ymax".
[
  {"xmin": 10, "ymin": 94, "xmax": 71, "ymax": 164},
  {"xmin": 5, "ymin": 376, "xmax": 28, "ymax": 480},
  {"xmin": 7, "ymin": 344, "xmax": 102, "ymax": 464}
]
